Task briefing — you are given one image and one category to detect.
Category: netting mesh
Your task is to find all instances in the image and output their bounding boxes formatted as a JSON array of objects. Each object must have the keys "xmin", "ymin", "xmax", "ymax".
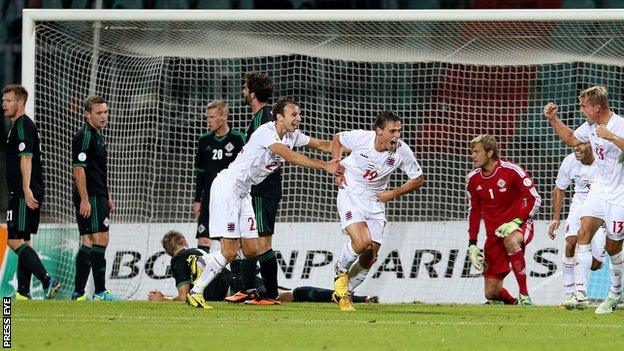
[{"xmin": 32, "ymin": 18, "xmax": 624, "ymax": 300}]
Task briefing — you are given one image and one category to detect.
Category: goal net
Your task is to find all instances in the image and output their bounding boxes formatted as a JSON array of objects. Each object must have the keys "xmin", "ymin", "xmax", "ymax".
[{"xmin": 14, "ymin": 9, "xmax": 624, "ymax": 303}]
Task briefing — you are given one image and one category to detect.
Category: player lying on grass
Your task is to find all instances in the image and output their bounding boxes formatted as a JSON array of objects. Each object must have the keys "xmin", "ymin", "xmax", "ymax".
[{"xmin": 148, "ymin": 230, "xmax": 378, "ymax": 304}]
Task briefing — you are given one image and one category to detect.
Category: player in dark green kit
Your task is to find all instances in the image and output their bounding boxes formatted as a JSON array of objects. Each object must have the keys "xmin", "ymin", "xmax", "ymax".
[
  {"xmin": 70, "ymin": 95, "xmax": 121, "ymax": 301},
  {"xmin": 193, "ymin": 100, "xmax": 245, "ymax": 252},
  {"xmin": 148, "ymin": 231, "xmax": 378, "ymax": 305},
  {"xmin": 3, "ymin": 84, "xmax": 60, "ymax": 300},
  {"xmin": 226, "ymin": 71, "xmax": 281, "ymax": 304}
]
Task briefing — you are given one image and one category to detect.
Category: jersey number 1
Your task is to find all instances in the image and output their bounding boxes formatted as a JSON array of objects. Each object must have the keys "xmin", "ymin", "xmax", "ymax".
[{"xmin": 488, "ymin": 188, "xmax": 495, "ymax": 199}]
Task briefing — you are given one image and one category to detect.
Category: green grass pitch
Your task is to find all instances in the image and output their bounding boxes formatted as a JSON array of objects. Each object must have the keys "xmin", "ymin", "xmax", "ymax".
[{"xmin": 11, "ymin": 301, "xmax": 624, "ymax": 350}]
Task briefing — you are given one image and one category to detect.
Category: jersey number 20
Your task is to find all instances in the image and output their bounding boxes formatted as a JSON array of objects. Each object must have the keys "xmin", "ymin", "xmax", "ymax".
[{"xmin": 212, "ymin": 149, "xmax": 223, "ymax": 160}]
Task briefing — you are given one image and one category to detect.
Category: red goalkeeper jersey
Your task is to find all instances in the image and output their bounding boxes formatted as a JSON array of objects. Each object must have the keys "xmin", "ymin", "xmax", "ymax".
[{"xmin": 466, "ymin": 160, "xmax": 542, "ymax": 240}]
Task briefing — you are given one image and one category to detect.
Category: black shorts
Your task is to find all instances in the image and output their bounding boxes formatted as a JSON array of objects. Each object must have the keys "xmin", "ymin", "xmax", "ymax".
[
  {"xmin": 74, "ymin": 195, "xmax": 110, "ymax": 235},
  {"xmin": 252, "ymin": 196, "xmax": 280, "ymax": 236},
  {"xmin": 196, "ymin": 196, "xmax": 215, "ymax": 239},
  {"xmin": 7, "ymin": 192, "xmax": 41, "ymax": 239}
]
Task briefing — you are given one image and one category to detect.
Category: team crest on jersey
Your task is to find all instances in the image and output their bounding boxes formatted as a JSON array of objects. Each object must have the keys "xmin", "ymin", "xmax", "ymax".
[
  {"xmin": 227, "ymin": 222, "xmax": 236, "ymax": 232},
  {"xmin": 345, "ymin": 211, "xmax": 353, "ymax": 220},
  {"xmin": 198, "ymin": 224, "xmax": 206, "ymax": 233},
  {"xmin": 497, "ymin": 179, "xmax": 507, "ymax": 192},
  {"xmin": 103, "ymin": 217, "xmax": 110, "ymax": 227},
  {"xmin": 386, "ymin": 157, "xmax": 396, "ymax": 166},
  {"xmin": 225, "ymin": 142, "xmax": 234, "ymax": 153}
]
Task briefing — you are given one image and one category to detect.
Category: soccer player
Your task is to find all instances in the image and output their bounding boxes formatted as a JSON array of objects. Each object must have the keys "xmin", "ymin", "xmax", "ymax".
[
  {"xmin": 544, "ymin": 85, "xmax": 624, "ymax": 313},
  {"xmin": 227, "ymin": 71, "xmax": 280, "ymax": 304},
  {"xmin": 331, "ymin": 111, "xmax": 424, "ymax": 311},
  {"xmin": 184, "ymin": 98, "xmax": 343, "ymax": 309},
  {"xmin": 70, "ymin": 95, "xmax": 121, "ymax": 301},
  {"xmin": 548, "ymin": 142, "xmax": 606, "ymax": 304},
  {"xmin": 3, "ymin": 84, "xmax": 60, "ymax": 300},
  {"xmin": 193, "ymin": 100, "xmax": 246, "ymax": 252},
  {"xmin": 147, "ymin": 230, "xmax": 378, "ymax": 304},
  {"xmin": 466, "ymin": 134, "xmax": 542, "ymax": 306}
]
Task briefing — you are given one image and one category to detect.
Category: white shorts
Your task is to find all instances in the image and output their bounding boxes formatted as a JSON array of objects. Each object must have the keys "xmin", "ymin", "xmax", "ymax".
[
  {"xmin": 209, "ymin": 174, "xmax": 258, "ymax": 240},
  {"xmin": 580, "ymin": 190, "xmax": 624, "ymax": 241},
  {"xmin": 337, "ymin": 188, "xmax": 386, "ymax": 244}
]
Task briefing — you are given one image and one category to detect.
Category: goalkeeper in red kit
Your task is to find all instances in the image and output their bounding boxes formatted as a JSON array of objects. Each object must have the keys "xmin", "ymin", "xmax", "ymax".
[{"xmin": 466, "ymin": 134, "xmax": 542, "ymax": 305}]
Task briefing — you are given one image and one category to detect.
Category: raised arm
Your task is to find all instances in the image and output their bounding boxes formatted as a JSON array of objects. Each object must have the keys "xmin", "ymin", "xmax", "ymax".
[
  {"xmin": 269, "ymin": 143, "xmax": 343, "ymax": 175},
  {"xmin": 543, "ymin": 103, "xmax": 582, "ymax": 147},
  {"xmin": 306, "ymin": 137, "xmax": 332, "ymax": 153}
]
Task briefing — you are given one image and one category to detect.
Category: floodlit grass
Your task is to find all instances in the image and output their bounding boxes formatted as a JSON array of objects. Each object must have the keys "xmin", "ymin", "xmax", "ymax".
[{"xmin": 11, "ymin": 301, "xmax": 624, "ymax": 350}]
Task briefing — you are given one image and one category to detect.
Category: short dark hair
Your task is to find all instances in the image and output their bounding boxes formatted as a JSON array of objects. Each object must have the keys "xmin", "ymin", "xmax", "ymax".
[
  {"xmin": 244, "ymin": 71, "xmax": 273, "ymax": 103},
  {"xmin": 373, "ymin": 110, "xmax": 400, "ymax": 130},
  {"xmin": 161, "ymin": 230, "xmax": 185, "ymax": 256},
  {"xmin": 272, "ymin": 98, "xmax": 299, "ymax": 117},
  {"xmin": 84, "ymin": 95, "xmax": 108, "ymax": 112},
  {"xmin": 2, "ymin": 84, "xmax": 28, "ymax": 103}
]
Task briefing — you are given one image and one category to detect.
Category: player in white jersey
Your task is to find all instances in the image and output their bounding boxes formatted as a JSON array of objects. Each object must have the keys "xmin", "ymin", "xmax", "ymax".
[
  {"xmin": 547, "ymin": 142, "xmax": 606, "ymax": 305},
  {"xmin": 544, "ymin": 85, "xmax": 624, "ymax": 313},
  {"xmin": 185, "ymin": 98, "xmax": 344, "ymax": 309},
  {"xmin": 330, "ymin": 111, "xmax": 424, "ymax": 311}
]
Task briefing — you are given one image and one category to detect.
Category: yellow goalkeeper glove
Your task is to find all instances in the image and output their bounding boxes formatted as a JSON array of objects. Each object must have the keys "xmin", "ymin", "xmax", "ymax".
[
  {"xmin": 495, "ymin": 218, "xmax": 523, "ymax": 238},
  {"xmin": 468, "ymin": 244, "xmax": 483, "ymax": 271}
]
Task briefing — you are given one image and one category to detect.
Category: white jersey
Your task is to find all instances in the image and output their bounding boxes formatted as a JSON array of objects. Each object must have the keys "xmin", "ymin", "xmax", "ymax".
[
  {"xmin": 222, "ymin": 121, "xmax": 310, "ymax": 194},
  {"xmin": 573, "ymin": 113, "xmax": 624, "ymax": 205},
  {"xmin": 555, "ymin": 153, "xmax": 597, "ymax": 207},
  {"xmin": 338, "ymin": 130, "xmax": 422, "ymax": 196}
]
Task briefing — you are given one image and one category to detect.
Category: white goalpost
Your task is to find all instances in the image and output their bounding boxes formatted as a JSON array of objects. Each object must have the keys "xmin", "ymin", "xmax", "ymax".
[{"xmin": 15, "ymin": 9, "xmax": 624, "ymax": 303}]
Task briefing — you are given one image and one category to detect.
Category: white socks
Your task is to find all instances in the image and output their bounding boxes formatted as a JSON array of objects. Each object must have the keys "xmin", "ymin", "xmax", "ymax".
[
  {"xmin": 335, "ymin": 240, "xmax": 359, "ymax": 275},
  {"xmin": 348, "ymin": 261, "xmax": 369, "ymax": 291},
  {"xmin": 608, "ymin": 251, "xmax": 624, "ymax": 299},
  {"xmin": 562, "ymin": 256, "xmax": 575, "ymax": 295},
  {"xmin": 190, "ymin": 250, "xmax": 228, "ymax": 294},
  {"xmin": 574, "ymin": 244, "xmax": 592, "ymax": 294}
]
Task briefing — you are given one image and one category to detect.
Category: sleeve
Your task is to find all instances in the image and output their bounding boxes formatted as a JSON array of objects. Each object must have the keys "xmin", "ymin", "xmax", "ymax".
[
  {"xmin": 258, "ymin": 127, "xmax": 284, "ymax": 149},
  {"xmin": 555, "ymin": 155, "xmax": 572, "ymax": 190},
  {"xmin": 338, "ymin": 129, "xmax": 367, "ymax": 150},
  {"xmin": 72, "ymin": 130, "xmax": 89, "ymax": 168},
  {"xmin": 512, "ymin": 166, "xmax": 542, "ymax": 222},
  {"xmin": 466, "ymin": 177, "xmax": 481, "ymax": 242},
  {"xmin": 292, "ymin": 129, "xmax": 311, "ymax": 148},
  {"xmin": 398, "ymin": 143, "xmax": 423, "ymax": 179},
  {"xmin": 194, "ymin": 138, "xmax": 206, "ymax": 202},
  {"xmin": 170, "ymin": 258, "xmax": 191, "ymax": 288},
  {"xmin": 17, "ymin": 119, "xmax": 34, "ymax": 157},
  {"xmin": 573, "ymin": 122, "xmax": 590, "ymax": 142}
]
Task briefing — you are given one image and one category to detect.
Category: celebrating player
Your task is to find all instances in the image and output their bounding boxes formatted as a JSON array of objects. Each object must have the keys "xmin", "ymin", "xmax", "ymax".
[
  {"xmin": 193, "ymin": 100, "xmax": 246, "ymax": 252},
  {"xmin": 184, "ymin": 98, "xmax": 343, "ymax": 309},
  {"xmin": 544, "ymin": 85, "xmax": 624, "ymax": 313},
  {"xmin": 331, "ymin": 111, "xmax": 424, "ymax": 311},
  {"xmin": 548, "ymin": 142, "xmax": 606, "ymax": 305},
  {"xmin": 466, "ymin": 134, "xmax": 542, "ymax": 305}
]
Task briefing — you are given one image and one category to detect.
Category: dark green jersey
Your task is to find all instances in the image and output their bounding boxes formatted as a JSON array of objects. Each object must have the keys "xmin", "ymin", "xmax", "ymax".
[
  {"xmin": 194, "ymin": 128, "xmax": 246, "ymax": 202},
  {"xmin": 72, "ymin": 123, "xmax": 109, "ymax": 199},
  {"xmin": 246, "ymin": 105, "xmax": 282, "ymax": 198},
  {"xmin": 6, "ymin": 115, "xmax": 44, "ymax": 197}
]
